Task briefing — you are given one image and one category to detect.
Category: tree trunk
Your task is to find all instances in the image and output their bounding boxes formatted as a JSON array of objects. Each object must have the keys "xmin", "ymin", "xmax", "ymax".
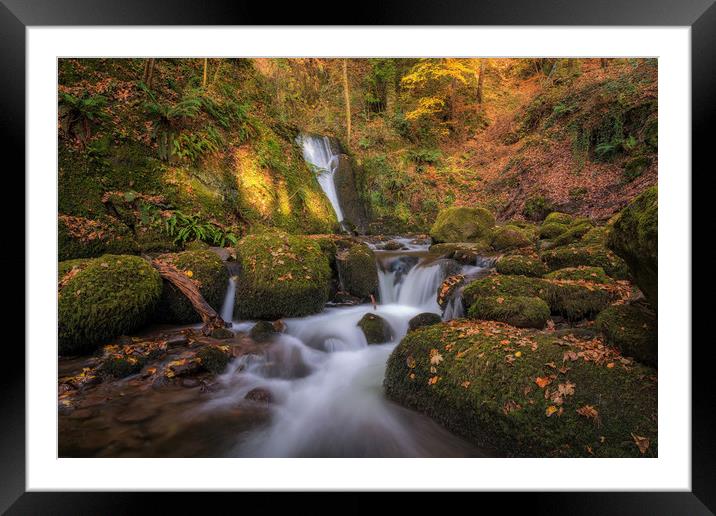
[
  {"xmin": 202, "ymin": 58, "xmax": 208, "ymax": 88},
  {"xmin": 143, "ymin": 58, "xmax": 156, "ymax": 88},
  {"xmin": 150, "ymin": 258, "xmax": 226, "ymax": 334},
  {"xmin": 342, "ymin": 59, "xmax": 351, "ymax": 143},
  {"xmin": 476, "ymin": 59, "xmax": 485, "ymax": 105}
]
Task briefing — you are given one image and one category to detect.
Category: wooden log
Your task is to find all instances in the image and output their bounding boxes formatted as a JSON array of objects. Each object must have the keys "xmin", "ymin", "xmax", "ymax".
[{"xmin": 150, "ymin": 258, "xmax": 226, "ymax": 334}]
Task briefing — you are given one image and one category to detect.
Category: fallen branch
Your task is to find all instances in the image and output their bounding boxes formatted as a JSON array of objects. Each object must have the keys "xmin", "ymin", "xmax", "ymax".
[{"xmin": 150, "ymin": 258, "xmax": 227, "ymax": 335}]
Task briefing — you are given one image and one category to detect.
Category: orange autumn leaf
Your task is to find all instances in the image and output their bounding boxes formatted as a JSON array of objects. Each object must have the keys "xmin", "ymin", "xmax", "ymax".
[
  {"xmin": 428, "ymin": 376, "xmax": 439, "ymax": 385},
  {"xmin": 535, "ymin": 376, "xmax": 551, "ymax": 389},
  {"xmin": 545, "ymin": 405, "xmax": 558, "ymax": 417},
  {"xmin": 631, "ymin": 433, "xmax": 650, "ymax": 454}
]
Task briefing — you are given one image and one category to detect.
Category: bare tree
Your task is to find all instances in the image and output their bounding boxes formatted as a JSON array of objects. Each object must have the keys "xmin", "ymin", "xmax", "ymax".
[{"xmin": 342, "ymin": 59, "xmax": 351, "ymax": 142}]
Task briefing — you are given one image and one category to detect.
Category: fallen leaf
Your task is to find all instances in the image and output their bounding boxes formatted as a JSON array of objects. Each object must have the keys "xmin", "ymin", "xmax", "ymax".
[
  {"xmin": 430, "ymin": 350, "xmax": 444, "ymax": 366},
  {"xmin": 514, "ymin": 351, "xmax": 522, "ymax": 358},
  {"xmin": 535, "ymin": 376, "xmax": 551, "ymax": 389},
  {"xmin": 461, "ymin": 380, "xmax": 471, "ymax": 389},
  {"xmin": 631, "ymin": 433, "xmax": 650, "ymax": 454},
  {"xmin": 607, "ymin": 362, "xmax": 615, "ymax": 369},
  {"xmin": 546, "ymin": 405, "xmax": 558, "ymax": 417},
  {"xmin": 428, "ymin": 376, "xmax": 439, "ymax": 385},
  {"xmin": 406, "ymin": 355, "xmax": 416, "ymax": 369},
  {"xmin": 496, "ymin": 297, "xmax": 505, "ymax": 304},
  {"xmin": 185, "ymin": 270, "xmax": 193, "ymax": 278},
  {"xmin": 576, "ymin": 405, "xmax": 601, "ymax": 426}
]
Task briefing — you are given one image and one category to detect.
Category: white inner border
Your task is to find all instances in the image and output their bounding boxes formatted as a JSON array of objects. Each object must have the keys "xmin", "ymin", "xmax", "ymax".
[{"xmin": 27, "ymin": 27, "xmax": 691, "ymax": 491}]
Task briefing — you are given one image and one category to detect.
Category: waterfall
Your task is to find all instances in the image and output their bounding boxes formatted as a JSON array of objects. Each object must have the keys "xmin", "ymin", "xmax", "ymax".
[
  {"xmin": 297, "ymin": 134, "xmax": 344, "ymax": 223},
  {"xmin": 219, "ymin": 276, "xmax": 238, "ymax": 323},
  {"xmin": 377, "ymin": 255, "xmax": 444, "ymax": 312}
]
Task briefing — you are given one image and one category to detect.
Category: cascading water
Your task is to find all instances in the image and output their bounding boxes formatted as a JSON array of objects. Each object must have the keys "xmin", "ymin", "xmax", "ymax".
[
  {"xmin": 219, "ymin": 276, "xmax": 238, "ymax": 323},
  {"xmin": 200, "ymin": 241, "xmax": 487, "ymax": 457},
  {"xmin": 297, "ymin": 134, "xmax": 345, "ymax": 224}
]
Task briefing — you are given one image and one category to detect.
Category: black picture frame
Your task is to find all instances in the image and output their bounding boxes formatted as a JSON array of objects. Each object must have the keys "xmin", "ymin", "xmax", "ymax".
[{"xmin": 3, "ymin": 0, "xmax": 712, "ymax": 513}]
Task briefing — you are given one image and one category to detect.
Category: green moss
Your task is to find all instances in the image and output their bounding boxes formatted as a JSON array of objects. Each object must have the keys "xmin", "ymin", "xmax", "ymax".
[
  {"xmin": 623, "ymin": 156, "xmax": 652, "ymax": 183},
  {"xmin": 580, "ymin": 226, "xmax": 608, "ymax": 245},
  {"xmin": 596, "ymin": 304, "xmax": 657, "ymax": 366},
  {"xmin": 100, "ymin": 354, "xmax": 145, "ymax": 378},
  {"xmin": 523, "ymin": 196, "xmax": 556, "ymax": 221},
  {"xmin": 544, "ymin": 212, "xmax": 574, "ymax": 225},
  {"xmin": 384, "ymin": 320, "xmax": 657, "ymax": 457},
  {"xmin": 58, "ymin": 255, "xmax": 163, "ymax": 355},
  {"xmin": 155, "ymin": 250, "xmax": 229, "ymax": 324},
  {"xmin": 59, "ymin": 215, "xmax": 138, "ymax": 261},
  {"xmin": 541, "ymin": 244, "xmax": 629, "ymax": 279},
  {"xmin": 250, "ymin": 320, "xmax": 278, "ymax": 342},
  {"xmin": 539, "ymin": 222, "xmax": 568, "ymax": 240},
  {"xmin": 468, "ymin": 296, "xmax": 550, "ymax": 328},
  {"xmin": 234, "ymin": 231, "xmax": 331, "ymax": 319},
  {"xmin": 408, "ymin": 313, "xmax": 443, "ymax": 331},
  {"xmin": 495, "ymin": 255, "xmax": 546, "ymax": 277},
  {"xmin": 546, "ymin": 266, "xmax": 613, "ymax": 284},
  {"xmin": 463, "ymin": 274, "xmax": 614, "ymax": 322},
  {"xmin": 429, "ymin": 206, "xmax": 496, "ymax": 243},
  {"xmin": 607, "ymin": 187, "xmax": 657, "ymax": 309},
  {"xmin": 490, "ymin": 225, "xmax": 532, "ymax": 251},
  {"xmin": 197, "ymin": 345, "xmax": 231, "ymax": 373},
  {"xmin": 337, "ymin": 243, "xmax": 379, "ymax": 299},
  {"xmin": 552, "ymin": 221, "xmax": 594, "ymax": 247},
  {"xmin": 58, "ymin": 258, "xmax": 91, "ymax": 280},
  {"xmin": 357, "ymin": 313, "xmax": 393, "ymax": 344},
  {"xmin": 463, "ymin": 275, "xmax": 552, "ymax": 309}
]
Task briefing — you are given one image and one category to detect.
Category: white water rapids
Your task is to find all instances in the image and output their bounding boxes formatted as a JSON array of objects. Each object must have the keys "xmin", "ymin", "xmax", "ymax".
[{"xmin": 206, "ymin": 245, "xmax": 489, "ymax": 457}]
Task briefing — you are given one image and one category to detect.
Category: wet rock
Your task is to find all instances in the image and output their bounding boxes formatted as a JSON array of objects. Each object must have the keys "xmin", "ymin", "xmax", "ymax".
[
  {"xmin": 166, "ymin": 357, "xmax": 203, "ymax": 378},
  {"xmin": 382, "ymin": 240, "xmax": 404, "ymax": 251},
  {"xmin": 336, "ymin": 244, "xmax": 379, "ymax": 300},
  {"xmin": 332, "ymin": 291, "xmax": 363, "ymax": 305},
  {"xmin": 250, "ymin": 321, "xmax": 279, "ymax": 342},
  {"xmin": 115, "ymin": 407, "xmax": 157, "ymax": 424},
  {"xmin": 99, "ymin": 354, "xmax": 145, "ymax": 378},
  {"xmin": 357, "ymin": 313, "xmax": 393, "ymax": 345},
  {"xmin": 334, "ymin": 153, "xmax": 368, "ymax": 232},
  {"xmin": 272, "ymin": 319, "xmax": 286, "ymax": 333},
  {"xmin": 117, "ymin": 335, "xmax": 134, "ymax": 345},
  {"xmin": 408, "ymin": 313, "xmax": 442, "ymax": 331},
  {"xmin": 165, "ymin": 334, "xmax": 189, "ymax": 348},
  {"xmin": 197, "ymin": 345, "xmax": 231, "ymax": 374},
  {"xmin": 210, "ymin": 327, "xmax": 234, "ymax": 340},
  {"xmin": 437, "ymin": 274, "xmax": 467, "ymax": 310},
  {"xmin": 245, "ymin": 387, "xmax": 273, "ymax": 404},
  {"xmin": 181, "ymin": 378, "xmax": 200, "ymax": 388}
]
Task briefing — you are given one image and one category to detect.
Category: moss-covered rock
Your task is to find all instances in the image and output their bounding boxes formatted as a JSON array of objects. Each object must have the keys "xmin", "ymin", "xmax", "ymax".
[
  {"xmin": 197, "ymin": 344, "xmax": 231, "ymax": 373},
  {"xmin": 99, "ymin": 353, "xmax": 145, "ymax": 378},
  {"xmin": 408, "ymin": 312, "xmax": 443, "ymax": 332},
  {"xmin": 545, "ymin": 266, "xmax": 613, "ymax": 284},
  {"xmin": 429, "ymin": 241, "xmax": 493, "ymax": 264},
  {"xmin": 552, "ymin": 221, "xmax": 594, "ymax": 247},
  {"xmin": 490, "ymin": 225, "xmax": 532, "ymax": 251},
  {"xmin": 544, "ymin": 212, "xmax": 574, "ymax": 225},
  {"xmin": 539, "ymin": 222, "xmax": 568, "ymax": 240},
  {"xmin": 155, "ymin": 250, "xmax": 229, "ymax": 324},
  {"xmin": 580, "ymin": 226, "xmax": 608, "ymax": 245},
  {"xmin": 463, "ymin": 274, "xmax": 614, "ymax": 322},
  {"xmin": 234, "ymin": 231, "xmax": 331, "ymax": 320},
  {"xmin": 596, "ymin": 304, "xmax": 657, "ymax": 366},
  {"xmin": 541, "ymin": 244, "xmax": 629, "ymax": 279},
  {"xmin": 58, "ymin": 258, "xmax": 91, "ymax": 280},
  {"xmin": 357, "ymin": 313, "xmax": 393, "ymax": 344},
  {"xmin": 607, "ymin": 187, "xmax": 657, "ymax": 308},
  {"xmin": 58, "ymin": 255, "xmax": 163, "ymax": 355},
  {"xmin": 429, "ymin": 206, "xmax": 495, "ymax": 244},
  {"xmin": 58, "ymin": 215, "xmax": 138, "ymax": 261},
  {"xmin": 463, "ymin": 275, "xmax": 552, "ymax": 309},
  {"xmin": 495, "ymin": 255, "xmax": 547, "ymax": 277},
  {"xmin": 384, "ymin": 320, "xmax": 657, "ymax": 457},
  {"xmin": 468, "ymin": 296, "xmax": 550, "ymax": 329},
  {"xmin": 336, "ymin": 243, "xmax": 379, "ymax": 300},
  {"xmin": 250, "ymin": 320, "xmax": 279, "ymax": 342}
]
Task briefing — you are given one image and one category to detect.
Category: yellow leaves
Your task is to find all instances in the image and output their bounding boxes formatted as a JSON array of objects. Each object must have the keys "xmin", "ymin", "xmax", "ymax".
[
  {"xmin": 535, "ymin": 376, "xmax": 551, "ymax": 389},
  {"xmin": 277, "ymin": 272, "xmax": 293, "ymax": 281},
  {"xmin": 406, "ymin": 355, "xmax": 416, "ymax": 369},
  {"xmin": 514, "ymin": 351, "xmax": 522, "ymax": 358},
  {"xmin": 428, "ymin": 376, "xmax": 440, "ymax": 386},
  {"xmin": 185, "ymin": 270, "xmax": 193, "ymax": 278},
  {"xmin": 545, "ymin": 405, "xmax": 558, "ymax": 417},
  {"xmin": 606, "ymin": 362, "xmax": 615, "ymax": 369},
  {"xmin": 496, "ymin": 296, "xmax": 505, "ymax": 304},
  {"xmin": 631, "ymin": 433, "xmax": 650, "ymax": 454}
]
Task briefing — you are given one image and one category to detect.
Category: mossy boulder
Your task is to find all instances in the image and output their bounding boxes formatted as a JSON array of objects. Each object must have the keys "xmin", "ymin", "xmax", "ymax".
[
  {"xmin": 336, "ymin": 243, "xmax": 379, "ymax": 300},
  {"xmin": 408, "ymin": 312, "xmax": 443, "ymax": 331},
  {"xmin": 539, "ymin": 222, "xmax": 568, "ymax": 240},
  {"xmin": 99, "ymin": 353, "xmax": 145, "ymax": 378},
  {"xmin": 545, "ymin": 266, "xmax": 613, "ymax": 284},
  {"xmin": 468, "ymin": 296, "xmax": 550, "ymax": 329},
  {"xmin": 596, "ymin": 304, "xmax": 657, "ymax": 366},
  {"xmin": 581, "ymin": 226, "xmax": 608, "ymax": 245},
  {"xmin": 463, "ymin": 275, "xmax": 552, "ymax": 309},
  {"xmin": 429, "ymin": 241, "xmax": 493, "ymax": 264},
  {"xmin": 58, "ymin": 258, "xmax": 91, "ymax": 280},
  {"xmin": 495, "ymin": 255, "xmax": 547, "ymax": 277},
  {"xmin": 58, "ymin": 215, "xmax": 138, "ymax": 261},
  {"xmin": 197, "ymin": 344, "xmax": 231, "ymax": 373},
  {"xmin": 58, "ymin": 255, "xmax": 163, "ymax": 355},
  {"xmin": 155, "ymin": 250, "xmax": 229, "ymax": 324},
  {"xmin": 552, "ymin": 221, "xmax": 594, "ymax": 247},
  {"xmin": 234, "ymin": 231, "xmax": 332, "ymax": 320},
  {"xmin": 250, "ymin": 320, "xmax": 279, "ymax": 342},
  {"xmin": 544, "ymin": 212, "xmax": 574, "ymax": 225},
  {"xmin": 607, "ymin": 187, "xmax": 657, "ymax": 309},
  {"xmin": 541, "ymin": 244, "xmax": 629, "ymax": 279},
  {"xmin": 384, "ymin": 320, "xmax": 657, "ymax": 457},
  {"xmin": 463, "ymin": 274, "xmax": 614, "ymax": 322},
  {"xmin": 490, "ymin": 225, "xmax": 532, "ymax": 251},
  {"xmin": 357, "ymin": 313, "xmax": 393, "ymax": 344},
  {"xmin": 430, "ymin": 206, "xmax": 495, "ymax": 244}
]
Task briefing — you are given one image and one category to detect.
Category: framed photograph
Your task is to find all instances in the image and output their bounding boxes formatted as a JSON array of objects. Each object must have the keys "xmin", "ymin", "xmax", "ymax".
[{"xmin": 6, "ymin": 0, "xmax": 712, "ymax": 512}]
